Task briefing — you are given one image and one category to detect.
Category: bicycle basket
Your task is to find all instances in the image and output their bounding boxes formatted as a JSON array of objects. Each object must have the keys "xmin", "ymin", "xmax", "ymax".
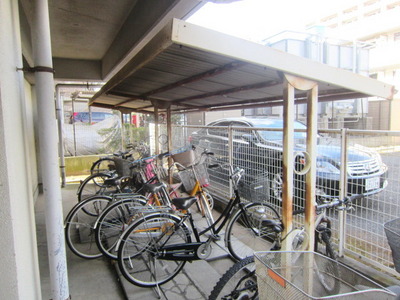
[
  {"xmin": 384, "ymin": 218, "xmax": 400, "ymax": 273},
  {"xmin": 254, "ymin": 251, "xmax": 395, "ymax": 300},
  {"xmin": 172, "ymin": 149, "xmax": 197, "ymax": 169},
  {"xmin": 114, "ymin": 157, "xmax": 133, "ymax": 177},
  {"xmin": 178, "ymin": 163, "xmax": 209, "ymax": 192}
]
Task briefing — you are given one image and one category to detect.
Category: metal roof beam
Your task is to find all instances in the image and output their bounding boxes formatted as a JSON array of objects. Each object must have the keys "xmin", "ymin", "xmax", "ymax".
[
  {"xmin": 170, "ymin": 90, "xmax": 368, "ymax": 113},
  {"xmin": 111, "ymin": 60, "xmax": 247, "ymax": 107},
  {"xmin": 171, "ymin": 79, "xmax": 282, "ymax": 104}
]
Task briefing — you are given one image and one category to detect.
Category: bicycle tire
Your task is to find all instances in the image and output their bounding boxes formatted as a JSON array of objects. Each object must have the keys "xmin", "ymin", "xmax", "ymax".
[
  {"xmin": 320, "ymin": 230, "xmax": 336, "ymax": 260},
  {"xmin": 226, "ymin": 202, "xmax": 280, "ymax": 261},
  {"xmin": 90, "ymin": 157, "xmax": 116, "ymax": 175},
  {"xmin": 77, "ymin": 173, "xmax": 118, "ymax": 202},
  {"xmin": 95, "ymin": 197, "xmax": 147, "ymax": 259},
  {"xmin": 65, "ymin": 196, "xmax": 112, "ymax": 259},
  {"xmin": 201, "ymin": 188, "xmax": 214, "ymax": 210},
  {"xmin": 117, "ymin": 212, "xmax": 191, "ymax": 287},
  {"xmin": 208, "ymin": 256, "xmax": 257, "ymax": 300},
  {"xmin": 314, "ymin": 231, "xmax": 340, "ymax": 295}
]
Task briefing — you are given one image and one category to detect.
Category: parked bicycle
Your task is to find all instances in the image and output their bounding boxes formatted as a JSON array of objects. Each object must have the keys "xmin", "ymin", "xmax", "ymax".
[
  {"xmin": 116, "ymin": 163, "xmax": 280, "ymax": 287},
  {"xmin": 65, "ymin": 152, "xmax": 170, "ymax": 259},
  {"xmin": 90, "ymin": 141, "xmax": 150, "ymax": 175},
  {"xmin": 207, "ymin": 194, "xmax": 361, "ymax": 300},
  {"xmin": 76, "ymin": 151, "xmax": 168, "ymax": 202},
  {"xmin": 94, "ymin": 147, "xmax": 216, "ymax": 260}
]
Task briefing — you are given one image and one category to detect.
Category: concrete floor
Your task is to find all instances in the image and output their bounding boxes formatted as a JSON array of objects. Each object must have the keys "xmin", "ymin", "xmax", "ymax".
[
  {"xmin": 36, "ymin": 183, "xmax": 400, "ymax": 299},
  {"xmin": 36, "ymin": 183, "xmax": 236, "ymax": 300}
]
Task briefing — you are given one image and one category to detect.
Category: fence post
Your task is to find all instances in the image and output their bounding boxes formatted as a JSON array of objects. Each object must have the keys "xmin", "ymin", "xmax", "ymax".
[
  {"xmin": 71, "ymin": 97, "xmax": 77, "ymax": 156},
  {"xmin": 338, "ymin": 128, "xmax": 349, "ymax": 257},
  {"xmin": 228, "ymin": 126, "xmax": 234, "ymax": 198},
  {"xmin": 120, "ymin": 111, "xmax": 125, "ymax": 150}
]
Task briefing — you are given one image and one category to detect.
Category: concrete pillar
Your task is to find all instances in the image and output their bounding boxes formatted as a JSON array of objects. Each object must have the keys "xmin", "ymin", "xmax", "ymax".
[
  {"xmin": 31, "ymin": 0, "xmax": 70, "ymax": 299},
  {"xmin": 0, "ymin": 0, "xmax": 41, "ymax": 298}
]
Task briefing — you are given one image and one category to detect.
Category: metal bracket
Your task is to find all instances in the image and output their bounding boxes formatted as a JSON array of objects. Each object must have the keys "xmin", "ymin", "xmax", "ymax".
[{"xmin": 17, "ymin": 66, "xmax": 55, "ymax": 74}]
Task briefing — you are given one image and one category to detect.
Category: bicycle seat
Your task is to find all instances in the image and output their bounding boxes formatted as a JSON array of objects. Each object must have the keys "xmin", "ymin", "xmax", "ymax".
[
  {"xmin": 142, "ymin": 182, "xmax": 166, "ymax": 194},
  {"xmin": 171, "ymin": 197, "xmax": 197, "ymax": 210}
]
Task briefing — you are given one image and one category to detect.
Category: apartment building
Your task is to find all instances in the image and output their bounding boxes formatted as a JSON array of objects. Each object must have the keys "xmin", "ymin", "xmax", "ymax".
[{"xmin": 307, "ymin": 0, "xmax": 400, "ymax": 130}]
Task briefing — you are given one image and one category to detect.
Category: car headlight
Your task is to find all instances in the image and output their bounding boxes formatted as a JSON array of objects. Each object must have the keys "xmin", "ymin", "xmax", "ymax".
[{"xmin": 316, "ymin": 160, "xmax": 340, "ymax": 174}]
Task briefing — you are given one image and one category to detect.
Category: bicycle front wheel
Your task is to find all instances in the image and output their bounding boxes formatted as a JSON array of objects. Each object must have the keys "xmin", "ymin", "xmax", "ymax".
[
  {"xmin": 118, "ymin": 213, "xmax": 191, "ymax": 287},
  {"xmin": 95, "ymin": 197, "xmax": 147, "ymax": 259},
  {"xmin": 208, "ymin": 256, "xmax": 257, "ymax": 300},
  {"xmin": 65, "ymin": 196, "xmax": 112, "ymax": 259},
  {"xmin": 226, "ymin": 202, "xmax": 280, "ymax": 261},
  {"xmin": 315, "ymin": 231, "xmax": 340, "ymax": 294}
]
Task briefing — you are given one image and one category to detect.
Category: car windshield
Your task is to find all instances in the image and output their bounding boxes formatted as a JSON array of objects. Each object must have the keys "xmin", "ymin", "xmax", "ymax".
[{"xmin": 249, "ymin": 119, "xmax": 307, "ymax": 142}]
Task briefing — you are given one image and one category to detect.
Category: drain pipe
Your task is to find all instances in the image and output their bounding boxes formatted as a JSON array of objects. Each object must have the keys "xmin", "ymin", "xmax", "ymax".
[{"xmin": 32, "ymin": 0, "xmax": 70, "ymax": 299}]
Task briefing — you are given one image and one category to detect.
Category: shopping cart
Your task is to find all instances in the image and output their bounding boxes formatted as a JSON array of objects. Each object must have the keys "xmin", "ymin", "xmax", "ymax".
[{"xmin": 254, "ymin": 251, "xmax": 395, "ymax": 300}]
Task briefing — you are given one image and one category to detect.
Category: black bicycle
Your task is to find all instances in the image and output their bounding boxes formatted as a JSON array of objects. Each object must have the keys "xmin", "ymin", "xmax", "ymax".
[{"xmin": 116, "ymin": 164, "xmax": 280, "ymax": 287}]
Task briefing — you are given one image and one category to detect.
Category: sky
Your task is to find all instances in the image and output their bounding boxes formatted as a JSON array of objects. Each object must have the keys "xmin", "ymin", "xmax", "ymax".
[{"xmin": 187, "ymin": 0, "xmax": 360, "ymax": 42}]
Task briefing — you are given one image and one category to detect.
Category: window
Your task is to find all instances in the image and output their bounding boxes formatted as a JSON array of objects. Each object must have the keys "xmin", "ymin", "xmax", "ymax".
[{"xmin": 208, "ymin": 121, "xmax": 230, "ymax": 137}]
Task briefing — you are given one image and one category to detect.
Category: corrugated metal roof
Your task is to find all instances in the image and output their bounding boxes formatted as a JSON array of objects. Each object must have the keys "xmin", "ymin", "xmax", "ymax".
[{"xmin": 90, "ymin": 19, "xmax": 394, "ymax": 113}]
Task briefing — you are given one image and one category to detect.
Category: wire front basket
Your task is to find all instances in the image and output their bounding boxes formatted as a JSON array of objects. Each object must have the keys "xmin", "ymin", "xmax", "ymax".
[
  {"xmin": 172, "ymin": 149, "xmax": 197, "ymax": 169},
  {"xmin": 384, "ymin": 218, "xmax": 400, "ymax": 273},
  {"xmin": 178, "ymin": 163, "xmax": 210, "ymax": 192},
  {"xmin": 254, "ymin": 251, "xmax": 395, "ymax": 300}
]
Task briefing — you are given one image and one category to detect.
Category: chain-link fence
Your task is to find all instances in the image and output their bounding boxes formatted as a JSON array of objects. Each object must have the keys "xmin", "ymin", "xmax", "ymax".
[{"xmin": 171, "ymin": 123, "xmax": 400, "ymax": 275}]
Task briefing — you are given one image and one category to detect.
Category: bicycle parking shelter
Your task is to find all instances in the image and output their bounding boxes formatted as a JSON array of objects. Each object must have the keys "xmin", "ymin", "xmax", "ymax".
[{"xmin": 89, "ymin": 18, "xmax": 394, "ymax": 253}]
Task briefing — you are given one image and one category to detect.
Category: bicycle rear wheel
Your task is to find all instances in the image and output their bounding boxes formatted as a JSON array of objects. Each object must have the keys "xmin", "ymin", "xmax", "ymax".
[
  {"xmin": 65, "ymin": 196, "xmax": 112, "ymax": 259},
  {"xmin": 95, "ymin": 197, "xmax": 147, "ymax": 259},
  {"xmin": 226, "ymin": 202, "xmax": 280, "ymax": 261},
  {"xmin": 91, "ymin": 158, "xmax": 116, "ymax": 174},
  {"xmin": 208, "ymin": 256, "xmax": 257, "ymax": 300},
  {"xmin": 118, "ymin": 213, "xmax": 191, "ymax": 287},
  {"xmin": 77, "ymin": 173, "xmax": 117, "ymax": 202}
]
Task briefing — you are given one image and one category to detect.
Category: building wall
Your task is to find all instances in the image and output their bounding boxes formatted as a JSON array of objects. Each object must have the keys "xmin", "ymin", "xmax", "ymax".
[
  {"xmin": 0, "ymin": 0, "xmax": 41, "ymax": 298},
  {"xmin": 205, "ymin": 110, "xmax": 242, "ymax": 124},
  {"xmin": 308, "ymin": 0, "xmax": 400, "ymax": 130}
]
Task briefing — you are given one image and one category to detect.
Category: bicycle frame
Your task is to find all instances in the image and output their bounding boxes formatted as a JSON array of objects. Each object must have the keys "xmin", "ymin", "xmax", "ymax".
[{"xmin": 130, "ymin": 188, "xmax": 261, "ymax": 262}]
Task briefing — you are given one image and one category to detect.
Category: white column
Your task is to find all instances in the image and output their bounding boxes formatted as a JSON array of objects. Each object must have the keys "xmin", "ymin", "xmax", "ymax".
[{"xmin": 31, "ymin": 0, "xmax": 70, "ymax": 299}]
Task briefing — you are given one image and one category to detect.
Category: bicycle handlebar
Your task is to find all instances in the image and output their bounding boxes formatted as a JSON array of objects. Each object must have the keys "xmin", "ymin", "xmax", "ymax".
[
  {"xmin": 128, "ymin": 152, "xmax": 171, "ymax": 169},
  {"xmin": 293, "ymin": 194, "xmax": 361, "ymax": 215}
]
